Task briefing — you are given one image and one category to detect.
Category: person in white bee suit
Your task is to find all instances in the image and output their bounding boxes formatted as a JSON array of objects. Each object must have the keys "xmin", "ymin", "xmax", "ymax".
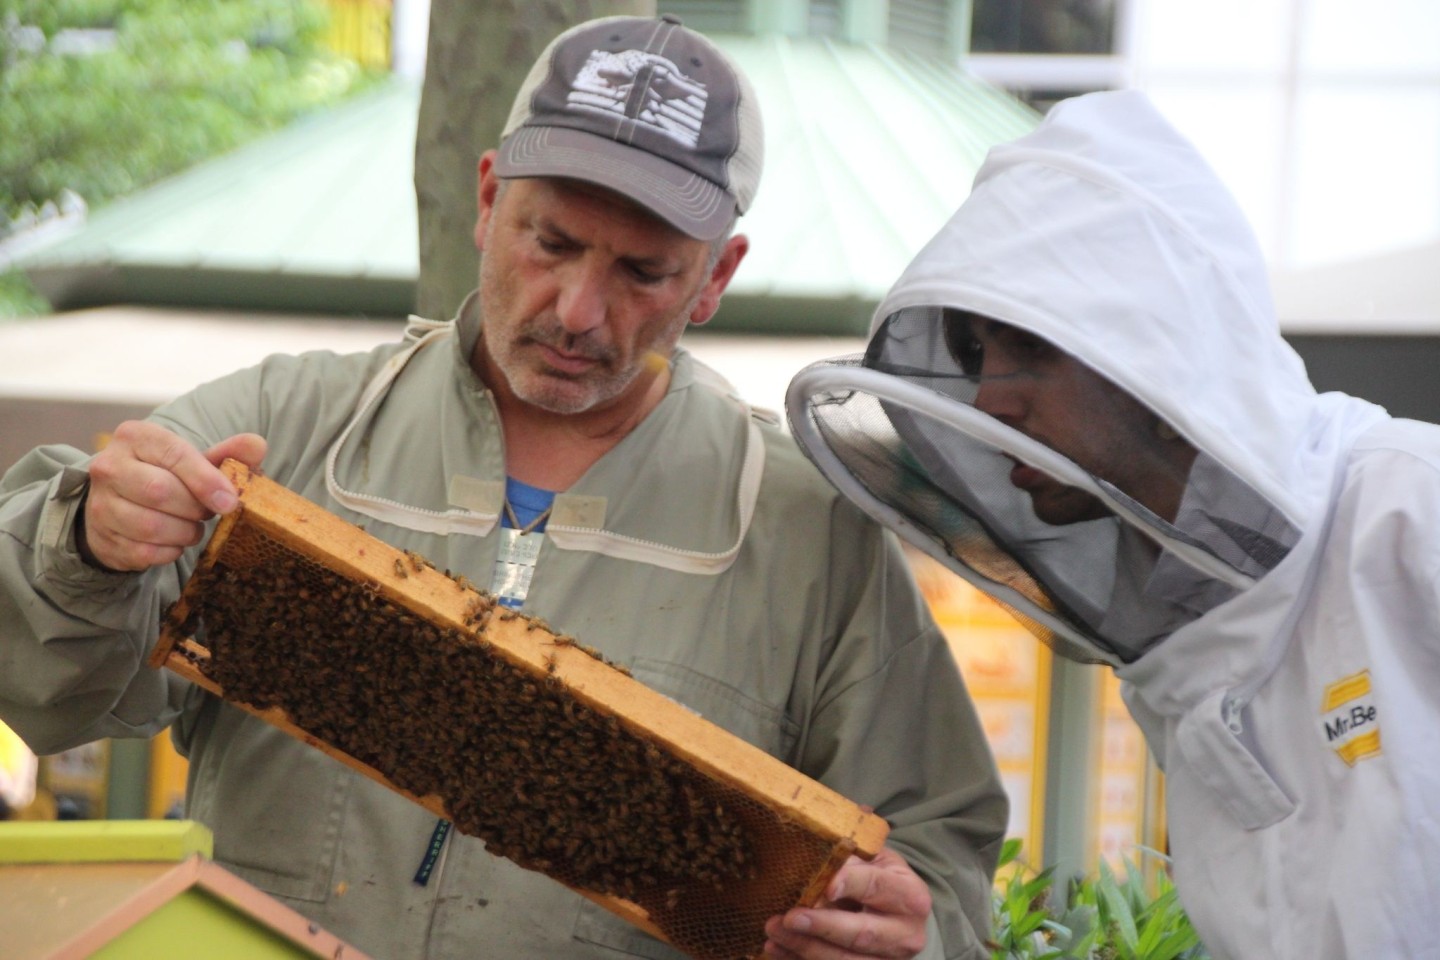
[{"xmin": 787, "ymin": 89, "xmax": 1440, "ymax": 959}]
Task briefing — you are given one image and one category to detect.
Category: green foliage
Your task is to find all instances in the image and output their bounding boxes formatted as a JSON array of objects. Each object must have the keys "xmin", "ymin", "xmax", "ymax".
[
  {"xmin": 989, "ymin": 839, "xmax": 1211, "ymax": 960},
  {"xmin": 0, "ymin": 0, "xmax": 379, "ymax": 316},
  {"xmin": 0, "ymin": 269, "xmax": 46, "ymax": 319},
  {"xmin": 0, "ymin": 0, "xmax": 370, "ymax": 222}
]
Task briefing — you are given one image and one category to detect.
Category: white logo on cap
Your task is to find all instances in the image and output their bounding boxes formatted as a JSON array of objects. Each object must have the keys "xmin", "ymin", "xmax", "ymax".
[{"xmin": 566, "ymin": 49, "xmax": 707, "ymax": 148}]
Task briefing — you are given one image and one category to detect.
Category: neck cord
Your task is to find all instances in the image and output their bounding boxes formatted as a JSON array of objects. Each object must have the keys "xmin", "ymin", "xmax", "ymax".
[{"xmin": 503, "ymin": 498, "xmax": 552, "ymax": 535}]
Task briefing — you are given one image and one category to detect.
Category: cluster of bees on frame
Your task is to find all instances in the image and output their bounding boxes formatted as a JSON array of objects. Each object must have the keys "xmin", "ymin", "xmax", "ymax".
[{"xmin": 166, "ymin": 524, "xmax": 853, "ymax": 956}]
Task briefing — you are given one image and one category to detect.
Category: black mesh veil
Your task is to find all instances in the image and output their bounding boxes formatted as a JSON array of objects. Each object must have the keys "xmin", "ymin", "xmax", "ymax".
[{"xmin": 787, "ymin": 307, "xmax": 1300, "ymax": 665}]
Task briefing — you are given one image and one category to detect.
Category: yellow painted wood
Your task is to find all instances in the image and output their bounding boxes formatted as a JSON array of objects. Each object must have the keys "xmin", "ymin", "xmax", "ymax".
[
  {"xmin": 2, "ymin": 853, "xmax": 368, "ymax": 959},
  {"xmin": 0, "ymin": 819, "xmax": 213, "ymax": 864},
  {"xmin": 92, "ymin": 889, "xmax": 316, "ymax": 960},
  {"xmin": 0, "ymin": 861, "xmax": 173, "ymax": 960}
]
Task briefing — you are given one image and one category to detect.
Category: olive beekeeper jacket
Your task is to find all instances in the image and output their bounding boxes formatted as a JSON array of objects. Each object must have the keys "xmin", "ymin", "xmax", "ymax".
[{"xmin": 0, "ymin": 299, "xmax": 1007, "ymax": 960}]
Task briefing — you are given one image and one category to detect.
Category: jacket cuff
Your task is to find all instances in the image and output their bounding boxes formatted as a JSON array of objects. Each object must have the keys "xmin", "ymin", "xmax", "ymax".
[{"xmin": 35, "ymin": 465, "xmax": 140, "ymax": 598}]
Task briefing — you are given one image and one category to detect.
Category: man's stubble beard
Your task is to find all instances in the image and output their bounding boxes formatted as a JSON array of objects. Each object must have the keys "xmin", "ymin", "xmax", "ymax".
[{"xmin": 477, "ymin": 250, "xmax": 703, "ymax": 417}]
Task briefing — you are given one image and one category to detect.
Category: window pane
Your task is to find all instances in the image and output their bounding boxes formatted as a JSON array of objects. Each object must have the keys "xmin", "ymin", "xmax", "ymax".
[{"xmin": 972, "ymin": 0, "xmax": 1117, "ymax": 55}]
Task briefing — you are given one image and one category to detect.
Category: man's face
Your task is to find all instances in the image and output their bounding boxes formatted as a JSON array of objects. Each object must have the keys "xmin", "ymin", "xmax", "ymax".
[
  {"xmin": 473, "ymin": 159, "xmax": 740, "ymax": 417},
  {"xmin": 957, "ymin": 315, "xmax": 1192, "ymax": 524}
]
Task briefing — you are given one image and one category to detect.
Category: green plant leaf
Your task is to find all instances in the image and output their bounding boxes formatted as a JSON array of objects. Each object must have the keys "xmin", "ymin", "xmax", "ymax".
[
  {"xmin": 989, "ymin": 840, "xmax": 1210, "ymax": 960},
  {"xmin": 998, "ymin": 836, "xmax": 1024, "ymax": 870},
  {"xmin": 1097, "ymin": 861, "xmax": 1140, "ymax": 956}
]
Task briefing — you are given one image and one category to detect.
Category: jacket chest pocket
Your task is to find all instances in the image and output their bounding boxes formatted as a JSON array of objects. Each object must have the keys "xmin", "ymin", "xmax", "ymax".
[
  {"xmin": 1175, "ymin": 690, "xmax": 1295, "ymax": 830},
  {"xmin": 629, "ymin": 657, "xmax": 801, "ymax": 761}
]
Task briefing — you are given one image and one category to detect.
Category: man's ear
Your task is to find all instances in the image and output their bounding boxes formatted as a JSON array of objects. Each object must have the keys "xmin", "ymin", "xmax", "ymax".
[
  {"xmin": 475, "ymin": 149, "xmax": 500, "ymax": 252},
  {"xmin": 689, "ymin": 235, "xmax": 749, "ymax": 327}
]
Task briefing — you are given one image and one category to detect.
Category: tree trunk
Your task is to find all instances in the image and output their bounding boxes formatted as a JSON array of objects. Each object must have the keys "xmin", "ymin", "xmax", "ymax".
[{"xmin": 414, "ymin": 0, "xmax": 656, "ymax": 321}]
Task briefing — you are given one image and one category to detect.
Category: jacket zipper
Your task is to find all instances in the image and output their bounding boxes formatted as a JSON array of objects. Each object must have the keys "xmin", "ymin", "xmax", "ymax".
[{"xmin": 1223, "ymin": 695, "xmax": 1245, "ymax": 735}]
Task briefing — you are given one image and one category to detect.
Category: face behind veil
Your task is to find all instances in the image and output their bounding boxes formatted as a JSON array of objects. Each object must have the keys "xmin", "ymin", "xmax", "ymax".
[
  {"xmin": 792, "ymin": 304, "xmax": 1296, "ymax": 664},
  {"xmin": 788, "ymin": 90, "xmax": 1317, "ymax": 665}
]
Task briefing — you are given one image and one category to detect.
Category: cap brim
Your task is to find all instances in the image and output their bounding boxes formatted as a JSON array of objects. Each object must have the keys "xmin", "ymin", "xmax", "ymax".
[{"xmin": 495, "ymin": 126, "xmax": 736, "ymax": 241}]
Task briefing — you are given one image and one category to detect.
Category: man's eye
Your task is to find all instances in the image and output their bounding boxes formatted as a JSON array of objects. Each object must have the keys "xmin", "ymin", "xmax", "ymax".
[
  {"xmin": 1009, "ymin": 331, "xmax": 1054, "ymax": 362},
  {"xmin": 956, "ymin": 338, "xmax": 983, "ymax": 376},
  {"xmin": 943, "ymin": 316, "xmax": 984, "ymax": 376},
  {"xmin": 536, "ymin": 236, "xmax": 568, "ymax": 255},
  {"xmin": 627, "ymin": 264, "xmax": 667, "ymax": 285}
]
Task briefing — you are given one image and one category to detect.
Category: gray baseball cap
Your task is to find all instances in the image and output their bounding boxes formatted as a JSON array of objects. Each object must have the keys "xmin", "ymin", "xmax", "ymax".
[{"xmin": 494, "ymin": 15, "xmax": 764, "ymax": 241}]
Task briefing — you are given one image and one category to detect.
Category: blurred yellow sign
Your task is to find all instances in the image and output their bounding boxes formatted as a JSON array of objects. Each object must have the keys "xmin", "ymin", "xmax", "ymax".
[{"xmin": 0, "ymin": 720, "xmax": 37, "ymax": 813}]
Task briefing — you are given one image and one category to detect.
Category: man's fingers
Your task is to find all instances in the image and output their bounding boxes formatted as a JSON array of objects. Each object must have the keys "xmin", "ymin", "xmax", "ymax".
[
  {"xmin": 768, "ymin": 907, "xmax": 910, "ymax": 959},
  {"xmin": 95, "ymin": 494, "xmax": 209, "ymax": 551},
  {"xmin": 761, "ymin": 937, "xmax": 804, "ymax": 960},
  {"xmin": 826, "ymin": 851, "xmax": 932, "ymax": 918},
  {"xmin": 83, "ymin": 520, "xmax": 195, "ymax": 571},
  {"xmin": 108, "ymin": 420, "xmax": 238, "ymax": 516},
  {"xmin": 89, "ymin": 446, "xmax": 210, "ymax": 528},
  {"xmin": 762, "ymin": 849, "xmax": 932, "ymax": 959},
  {"xmin": 80, "ymin": 492, "xmax": 205, "ymax": 572},
  {"xmin": 205, "ymin": 432, "xmax": 268, "ymax": 473},
  {"xmin": 200, "ymin": 433, "xmax": 267, "ymax": 514},
  {"xmin": 80, "ymin": 423, "xmax": 265, "ymax": 572}
]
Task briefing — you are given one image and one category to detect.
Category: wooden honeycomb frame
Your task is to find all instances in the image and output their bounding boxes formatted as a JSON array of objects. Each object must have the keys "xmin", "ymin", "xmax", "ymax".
[{"xmin": 150, "ymin": 460, "xmax": 889, "ymax": 960}]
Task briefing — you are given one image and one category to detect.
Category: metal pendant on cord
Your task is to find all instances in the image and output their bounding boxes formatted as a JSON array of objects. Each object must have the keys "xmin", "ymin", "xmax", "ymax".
[{"xmin": 490, "ymin": 495, "xmax": 554, "ymax": 610}]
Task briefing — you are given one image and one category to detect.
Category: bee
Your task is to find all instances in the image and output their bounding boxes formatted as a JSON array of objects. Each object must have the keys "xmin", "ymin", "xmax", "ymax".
[
  {"xmin": 462, "ymin": 595, "xmax": 490, "ymax": 625},
  {"xmin": 393, "ymin": 558, "xmax": 409, "ymax": 578}
]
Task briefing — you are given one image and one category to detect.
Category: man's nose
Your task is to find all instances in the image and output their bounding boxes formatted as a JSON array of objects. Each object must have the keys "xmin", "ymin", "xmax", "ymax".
[
  {"xmin": 555, "ymin": 262, "xmax": 608, "ymax": 336},
  {"xmin": 973, "ymin": 378, "xmax": 1003, "ymax": 417},
  {"xmin": 972, "ymin": 360, "xmax": 1023, "ymax": 421}
]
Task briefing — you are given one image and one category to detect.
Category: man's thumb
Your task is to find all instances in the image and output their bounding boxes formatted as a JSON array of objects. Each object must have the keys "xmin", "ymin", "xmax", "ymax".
[{"xmin": 204, "ymin": 433, "xmax": 268, "ymax": 472}]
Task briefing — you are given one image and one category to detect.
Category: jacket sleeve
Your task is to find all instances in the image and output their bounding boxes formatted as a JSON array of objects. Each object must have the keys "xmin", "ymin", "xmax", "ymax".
[
  {"xmin": 0, "ymin": 345, "xmax": 394, "ymax": 756},
  {"xmin": 0, "ymin": 447, "xmax": 193, "ymax": 754},
  {"xmin": 803, "ymin": 503, "xmax": 1008, "ymax": 960}
]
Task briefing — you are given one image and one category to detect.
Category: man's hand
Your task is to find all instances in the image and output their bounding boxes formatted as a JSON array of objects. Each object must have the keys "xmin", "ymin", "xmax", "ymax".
[
  {"xmin": 763, "ymin": 847, "xmax": 933, "ymax": 959},
  {"xmin": 79, "ymin": 420, "xmax": 267, "ymax": 572}
]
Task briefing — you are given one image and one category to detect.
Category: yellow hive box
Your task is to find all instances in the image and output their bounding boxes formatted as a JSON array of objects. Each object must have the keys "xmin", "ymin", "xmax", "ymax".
[{"xmin": 0, "ymin": 820, "xmax": 368, "ymax": 960}]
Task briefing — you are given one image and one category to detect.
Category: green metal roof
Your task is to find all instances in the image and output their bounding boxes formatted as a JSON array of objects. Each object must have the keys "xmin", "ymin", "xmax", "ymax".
[{"xmin": 18, "ymin": 35, "xmax": 1037, "ymax": 336}]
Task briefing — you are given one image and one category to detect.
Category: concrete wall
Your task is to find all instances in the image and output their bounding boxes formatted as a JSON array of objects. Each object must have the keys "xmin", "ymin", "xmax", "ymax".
[
  {"xmin": 0, "ymin": 396, "xmax": 154, "ymax": 474},
  {"xmin": 1289, "ymin": 334, "xmax": 1440, "ymax": 425}
]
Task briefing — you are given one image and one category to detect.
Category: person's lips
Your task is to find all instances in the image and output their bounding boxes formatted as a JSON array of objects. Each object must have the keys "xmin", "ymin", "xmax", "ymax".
[
  {"xmin": 537, "ymin": 342, "xmax": 602, "ymax": 376},
  {"xmin": 1009, "ymin": 461, "xmax": 1047, "ymax": 490}
]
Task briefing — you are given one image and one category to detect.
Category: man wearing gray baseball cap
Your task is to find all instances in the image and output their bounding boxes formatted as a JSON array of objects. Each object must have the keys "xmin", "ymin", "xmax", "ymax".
[{"xmin": 0, "ymin": 15, "xmax": 1006, "ymax": 960}]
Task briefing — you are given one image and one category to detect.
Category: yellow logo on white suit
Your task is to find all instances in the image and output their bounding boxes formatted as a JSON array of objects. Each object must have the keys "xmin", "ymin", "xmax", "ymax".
[{"xmin": 1320, "ymin": 670, "xmax": 1381, "ymax": 766}]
